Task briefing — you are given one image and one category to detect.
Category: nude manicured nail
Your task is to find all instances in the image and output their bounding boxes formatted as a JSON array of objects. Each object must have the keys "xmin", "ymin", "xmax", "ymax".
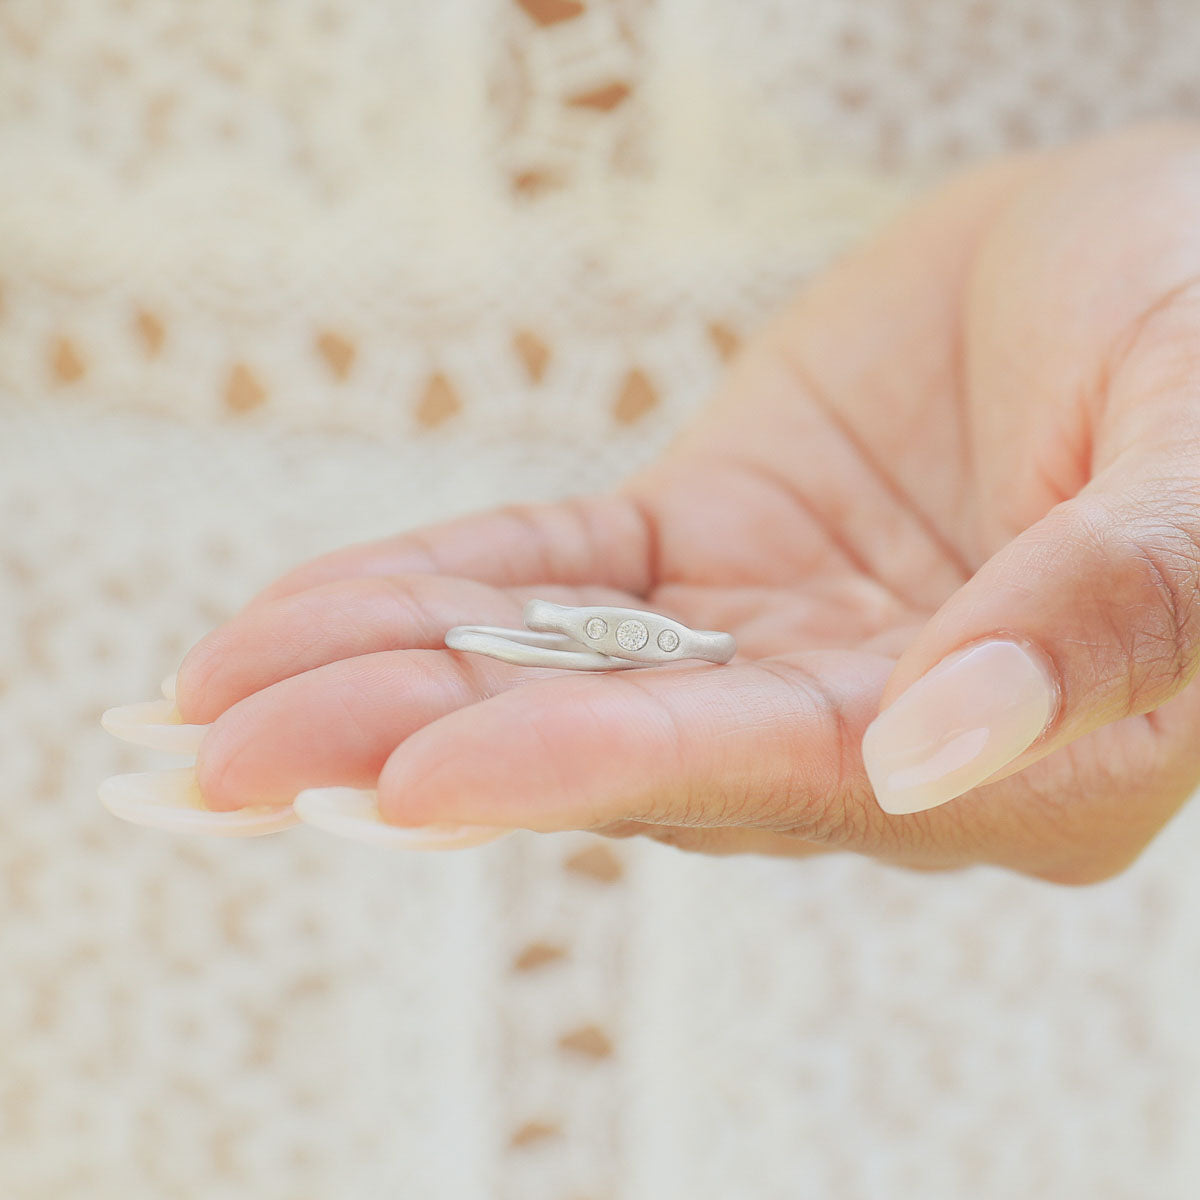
[
  {"xmin": 862, "ymin": 639, "xmax": 1056, "ymax": 816},
  {"xmin": 99, "ymin": 767, "xmax": 298, "ymax": 837},
  {"xmin": 293, "ymin": 787, "xmax": 512, "ymax": 850},
  {"xmin": 161, "ymin": 673, "xmax": 177, "ymax": 701},
  {"xmin": 100, "ymin": 699, "xmax": 207, "ymax": 755}
]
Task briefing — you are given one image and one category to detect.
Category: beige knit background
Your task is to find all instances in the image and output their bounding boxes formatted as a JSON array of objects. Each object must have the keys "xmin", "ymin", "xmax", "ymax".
[{"xmin": 4, "ymin": 2, "xmax": 1200, "ymax": 1197}]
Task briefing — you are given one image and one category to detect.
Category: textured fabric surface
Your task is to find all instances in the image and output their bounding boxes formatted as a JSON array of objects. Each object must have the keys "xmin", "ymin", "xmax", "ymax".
[{"xmin": 4, "ymin": 2, "xmax": 1200, "ymax": 1197}]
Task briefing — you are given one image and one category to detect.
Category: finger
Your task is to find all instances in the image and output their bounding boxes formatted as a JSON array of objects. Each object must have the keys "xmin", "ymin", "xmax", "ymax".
[
  {"xmin": 862, "ymin": 294, "xmax": 1200, "ymax": 817},
  {"xmin": 374, "ymin": 651, "xmax": 894, "ymax": 838},
  {"xmin": 247, "ymin": 493, "xmax": 653, "ymax": 607},
  {"xmin": 193, "ymin": 648, "xmax": 535, "ymax": 810},
  {"xmin": 175, "ymin": 575, "xmax": 521, "ymax": 723},
  {"xmin": 176, "ymin": 572, "xmax": 637, "ymax": 724}
]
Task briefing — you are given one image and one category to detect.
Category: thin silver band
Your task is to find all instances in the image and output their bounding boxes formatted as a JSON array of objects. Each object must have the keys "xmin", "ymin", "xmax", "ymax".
[
  {"xmin": 445, "ymin": 599, "xmax": 736, "ymax": 671},
  {"xmin": 443, "ymin": 626, "xmax": 642, "ymax": 671}
]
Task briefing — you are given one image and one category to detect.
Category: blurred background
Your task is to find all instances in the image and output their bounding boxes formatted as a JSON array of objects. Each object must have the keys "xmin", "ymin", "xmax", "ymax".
[{"xmin": 4, "ymin": 1, "xmax": 1200, "ymax": 1196}]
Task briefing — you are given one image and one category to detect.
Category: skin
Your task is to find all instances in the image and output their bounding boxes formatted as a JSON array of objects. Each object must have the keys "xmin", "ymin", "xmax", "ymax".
[{"xmin": 176, "ymin": 124, "xmax": 1200, "ymax": 884}]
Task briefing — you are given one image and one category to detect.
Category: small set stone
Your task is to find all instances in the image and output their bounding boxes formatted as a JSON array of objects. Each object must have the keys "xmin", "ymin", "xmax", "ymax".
[
  {"xmin": 656, "ymin": 629, "xmax": 680, "ymax": 652},
  {"xmin": 585, "ymin": 617, "xmax": 607, "ymax": 639},
  {"xmin": 615, "ymin": 619, "xmax": 649, "ymax": 652}
]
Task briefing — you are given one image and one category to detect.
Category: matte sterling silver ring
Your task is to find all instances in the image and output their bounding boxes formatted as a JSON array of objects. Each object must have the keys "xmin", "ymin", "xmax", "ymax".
[{"xmin": 445, "ymin": 599, "xmax": 737, "ymax": 671}]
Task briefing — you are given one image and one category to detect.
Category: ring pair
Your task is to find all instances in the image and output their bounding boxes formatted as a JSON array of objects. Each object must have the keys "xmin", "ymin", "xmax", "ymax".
[{"xmin": 445, "ymin": 599, "xmax": 736, "ymax": 671}]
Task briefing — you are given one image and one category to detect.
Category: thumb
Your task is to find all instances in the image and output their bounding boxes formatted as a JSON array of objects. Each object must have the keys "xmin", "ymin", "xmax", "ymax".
[{"xmin": 863, "ymin": 430, "xmax": 1200, "ymax": 816}]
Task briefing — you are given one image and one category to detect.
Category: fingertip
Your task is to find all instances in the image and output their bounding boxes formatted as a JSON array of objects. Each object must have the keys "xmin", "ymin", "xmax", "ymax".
[
  {"xmin": 193, "ymin": 721, "xmax": 246, "ymax": 812},
  {"xmin": 173, "ymin": 589, "xmax": 323, "ymax": 723},
  {"xmin": 375, "ymin": 715, "xmax": 525, "ymax": 830},
  {"xmin": 192, "ymin": 686, "xmax": 306, "ymax": 812},
  {"xmin": 174, "ymin": 641, "xmax": 217, "ymax": 724},
  {"xmin": 175, "ymin": 615, "xmax": 250, "ymax": 724},
  {"xmin": 174, "ymin": 588, "xmax": 332, "ymax": 724},
  {"xmin": 191, "ymin": 649, "xmax": 479, "ymax": 816},
  {"xmin": 376, "ymin": 678, "xmax": 596, "ymax": 832}
]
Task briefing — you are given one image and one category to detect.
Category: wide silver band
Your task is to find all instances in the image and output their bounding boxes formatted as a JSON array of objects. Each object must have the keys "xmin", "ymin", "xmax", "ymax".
[{"xmin": 445, "ymin": 599, "xmax": 736, "ymax": 671}]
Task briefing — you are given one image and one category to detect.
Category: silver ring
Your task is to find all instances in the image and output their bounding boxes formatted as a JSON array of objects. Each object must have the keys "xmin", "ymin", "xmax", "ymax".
[{"xmin": 445, "ymin": 599, "xmax": 736, "ymax": 671}]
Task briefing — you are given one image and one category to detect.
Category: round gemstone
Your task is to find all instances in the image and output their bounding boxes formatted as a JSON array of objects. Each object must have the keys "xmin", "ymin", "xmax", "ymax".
[
  {"xmin": 657, "ymin": 629, "xmax": 681, "ymax": 653},
  {"xmin": 584, "ymin": 617, "xmax": 608, "ymax": 640},
  {"xmin": 615, "ymin": 619, "xmax": 649, "ymax": 652}
]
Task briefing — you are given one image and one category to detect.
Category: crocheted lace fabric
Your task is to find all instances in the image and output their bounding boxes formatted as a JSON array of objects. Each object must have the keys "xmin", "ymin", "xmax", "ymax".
[{"xmin": 3, "ymin": 2, "xmax": 1200, "ymax": 1196}]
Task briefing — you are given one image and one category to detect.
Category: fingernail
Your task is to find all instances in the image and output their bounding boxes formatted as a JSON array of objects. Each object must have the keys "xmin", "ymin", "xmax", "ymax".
[
  {"xmin": 862, "ymin": 639, "xmax": 1056, "ymax": 815},
  {"xmin": 161, "ymin": 673, "xmax": 177, "ymax": 701},
  {"xmin": 99, "ymin": 767, "xmax": 298, "ymax": 837},
  {"xmin": 100, "ymin": 699, "xmax": 207, "ymax": 755},
  {"xmin": 293, "ymin": 787, "xmax": 512, "ymax": 850}
]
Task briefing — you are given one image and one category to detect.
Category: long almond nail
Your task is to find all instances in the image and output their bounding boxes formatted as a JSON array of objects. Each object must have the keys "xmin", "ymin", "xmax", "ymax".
[
  {"xmin": 293, "ymin": 787, "xmax": 511, "ymax": 850},
  {"xmin": 862, "ymin": 639, "xmax": 1056, "ymax": 816},
  {"xmin": 161, "ymin": 673, "xmax": 178, "ymax": 701},
  {"xmin": 99, "ymin": 767, "xmax": 298, "ymax": 837},
  {"xmin": 100, "ymin": 699, "xmax": 207, "ymax": 755}
]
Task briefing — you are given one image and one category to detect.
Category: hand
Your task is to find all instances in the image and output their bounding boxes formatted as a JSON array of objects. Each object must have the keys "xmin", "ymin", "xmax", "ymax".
[{"xmin": 176, "ymin": 124, "xmax": 1200, "ymax": 883}]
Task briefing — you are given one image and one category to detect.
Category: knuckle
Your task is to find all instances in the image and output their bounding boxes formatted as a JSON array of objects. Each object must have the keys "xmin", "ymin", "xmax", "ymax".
[
  {"xmin": 370, "ymin": 574, "xmax": 443, "ymax": 640},
  {"xmin": 395, "ymin": 525, "xmax": 444, "ymax": 574},
  {"xmin": 746, "ymin": 660, "xmax": 880, "ymax": 847},
  {"xmin": 1070, "ymin": 493, "xmax": 1200, "ymax": 712},
  {"xmin": 493, "ymin": 501, "xmax": 562, "ymax": 579},
  {"xmin": 1116, "ymin": 503, "xmax": 1200, "ymax": 710}
]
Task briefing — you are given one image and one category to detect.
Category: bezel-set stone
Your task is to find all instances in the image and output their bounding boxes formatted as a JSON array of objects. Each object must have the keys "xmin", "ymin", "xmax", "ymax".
[
  {"xmin": 584, "ymin": 617, "xmax": 608, "ymax": 640},
  {"xmin": 657, "ymin": 629, "xmax": 681, "ymax": 653},
  {"xmin": 615, "ymin": 619, "xmax": 649, "ymax": 652}
]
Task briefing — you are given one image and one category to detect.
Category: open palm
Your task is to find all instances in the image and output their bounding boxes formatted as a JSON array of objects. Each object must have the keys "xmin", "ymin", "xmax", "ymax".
[{"xmin": 177, "ymin": 125, "xmax": 1200, "ymax": 882}]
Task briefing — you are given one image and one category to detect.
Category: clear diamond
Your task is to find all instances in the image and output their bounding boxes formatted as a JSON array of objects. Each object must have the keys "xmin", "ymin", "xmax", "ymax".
[
  {"xmin": 657, "ymin": 629, "xmax": 680, "ymax": 653},
  {"xmin": 615, "ymin": 619, "xmax": 649, "ymax": 651},
  {"xmin": 584, "ymin": 617, "xmax": 608, "ymax": 640}
]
